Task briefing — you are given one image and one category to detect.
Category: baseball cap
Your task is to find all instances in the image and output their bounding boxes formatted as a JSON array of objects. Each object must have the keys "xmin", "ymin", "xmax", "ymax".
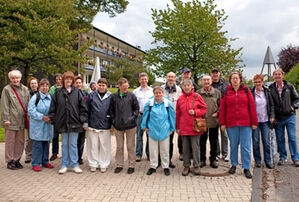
[
  {"xmin": 211, "ymin": 68, "xmax": 219, "ymax": 73},
  {"xmin": 181, "ymin": 68, "xmax": 191, "ymax": 74}
]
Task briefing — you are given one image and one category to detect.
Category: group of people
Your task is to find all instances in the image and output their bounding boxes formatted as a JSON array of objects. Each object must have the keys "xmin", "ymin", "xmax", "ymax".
[{"xmin": 1, "ymin": 67, "xmax": 298, "ymax": 179}]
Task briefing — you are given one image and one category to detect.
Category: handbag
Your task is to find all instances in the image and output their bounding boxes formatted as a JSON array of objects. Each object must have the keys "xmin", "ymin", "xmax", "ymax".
[
  {"xmin": 191, "ymin": 93, "xmax": 207, "ymax": 133},
  {"xmin": 10, "ymin": 85, "xmax": 29, "ymax": 129}
]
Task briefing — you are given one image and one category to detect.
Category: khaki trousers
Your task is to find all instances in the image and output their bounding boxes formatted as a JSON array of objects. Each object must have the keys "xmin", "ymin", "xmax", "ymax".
[
  {"xmin": 25, "ymin": 129, "xmax": 33, "ymax": 161},
  {"xmin": 149, "ymin": 136, "xmax": 169, "ymax": 169},
  {"xmin": 5, "ymin": 129, "xmax": 25, "ymax": 163},
  {"xmin": 115, "ymin": 127, "xmax": 136, "ymax": 168}
]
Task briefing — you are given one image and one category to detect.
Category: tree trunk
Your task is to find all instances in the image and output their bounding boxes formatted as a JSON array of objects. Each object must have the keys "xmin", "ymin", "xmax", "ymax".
[{"xmin": 24, "ymin": 65, "xmax": 30, "ymax": 85}]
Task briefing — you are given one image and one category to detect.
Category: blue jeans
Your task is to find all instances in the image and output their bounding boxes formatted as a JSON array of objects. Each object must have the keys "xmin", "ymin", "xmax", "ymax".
[
  {"xmin": 227, "ymin": 126, "xmax": 252, "ymax": 169},
  {"xmin": 32, "ymin": 140, "xmax": 49, "ymax": 167},
  {"xmin": 61, "ymin": 133, "xmax": 79, "ymax": 168},
  {"xmin": 136, "ymin": 115, "xmax": 149, "ymax": 157},
  {"xmin": 252, "ymin": 122, "xmax": 271, "ymax": 164},
  {"xmin": 275, "ymin": 115, "xmax": 299, "ymax": 161}
]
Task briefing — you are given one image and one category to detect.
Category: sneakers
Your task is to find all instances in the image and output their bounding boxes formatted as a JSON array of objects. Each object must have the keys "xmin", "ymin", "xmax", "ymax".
[
  {"xmin": 127, "ymin": 167, "xmax": 135, "ymax": 174},
  {"xmin": 228, "ymin": 166, "xmax": 236, "ymax": 174},
  {"xmin": 223, "ymin": 156, "xmax": 229, "ymax": 162},
  {"xmin": 169, "ymin": 161, "xmax": 176, "ymax": 168},
  {"xmin": 90, "ymin": 167, "xmax": 97, "ymax": 172},
  {"xmin": 7, "ymin": 161, "xmax": 18, "ymax": 170},
  {"xmin": 164, "ymin": 168, "xmax": 170, "ymax": 176},
  {"xmin": 293, "ymin": 160, "xmax": 299, "ymax": 167},
  {"xmin": 32, "ymin": 166, "xmax": 41, "ymax": 172},
  {"xmin": 255, "ymin": 162, "xmax": 262, "ymax": 168},
  {"xmin": 182, "ymin": 167, "xmax": 190, "ymax": 176},
  {"xmin": 200, "ymin": 161, "xmax": 206, "ymax": 168},
  {"xmin": 244, "ymin": 169, "xmax": 252, "ymax": 179},
  {"xmin": 266, "ymin": 163, "xmax": 273, "ymax": 169},
  {"xmin": 114, "ymin": 167, "xmax": 123, "ymax": 173},
  {"xmin": 193, "ymin": 167, "xmax": 201, "ymax": 175},
  {"xmin": 43, "ymin": 163, "xmax": 54, "ymax": 168},
  {"xmin": 278, "ymin": 159, "xmax": 286, "ymax": 166},
  {"xmin": 14, "ymin": 160, "xmax": 23, "ymax": 169},
  {"xmin": 50, "ymin": 154, "xmax": 58, "ymax": 161},
  {"xmin": 78, "ymin": 159, "xmax": 84, "ymax": 165},
  {"xmin": 136, "ymin": 156, "xmax": 141, "ymax": 162},
  {"xmin": 25, "ymin": 160, "xmax": 31, "ymax": 164},
  {"xmin": 73, "ymin": 167, "xmax": 82, "ymax": 174},
  {"xmin": 58, "ymin": 167, "xmax": 68, "ymax": 174},
  {"xmin": 216, "ymin": 156, "xmax": 219, "ymax": 161},
  {"xmin": 210, "ymin": 161, "xmax": 218, "ymax": 169},
  {"xmin": 100, "ymin": 168, "xmax": 107, "ymax": 173},
  {"xmin": 147, "ymin": 168, "xmax": 156, "ymax": 175}
]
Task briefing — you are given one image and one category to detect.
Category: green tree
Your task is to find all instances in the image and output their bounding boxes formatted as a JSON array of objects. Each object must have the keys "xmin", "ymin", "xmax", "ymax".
[
  {"xmin": 284, "ymin": 63, "xmax": 299, "ymax": 93},
  {"xmin": 145, "ymin": 0, "xmax": 243, "ymax": 84},
  {"xmin": 0, "ymin": 0, "xmax": 128, "ymax": 83}
]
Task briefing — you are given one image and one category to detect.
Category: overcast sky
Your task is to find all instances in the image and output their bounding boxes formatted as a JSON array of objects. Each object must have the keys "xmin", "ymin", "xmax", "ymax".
[{"xmin": 93, "ymin": 0, "xmax": 299, "ymax": 79}]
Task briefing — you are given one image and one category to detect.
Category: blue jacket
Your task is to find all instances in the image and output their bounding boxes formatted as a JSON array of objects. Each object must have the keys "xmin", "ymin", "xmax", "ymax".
[
  {"xmin": 141, "ymin": 97, "xmax": 176, "ymax": 141},
  {"xmin": 28, "ymin": 91, "xmax": 53, "ymax": 141},
  {"xmin": 86, "ymin": 90, "xmax": 112, "ymax": 130}
]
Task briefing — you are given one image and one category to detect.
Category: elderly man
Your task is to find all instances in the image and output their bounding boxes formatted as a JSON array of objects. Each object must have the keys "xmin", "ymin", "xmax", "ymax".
[
  {"xmin": 210, "ymin": 68, "xmax": 229, "ymax": 162},
  {"xmin": 161, "ymin": 72, "xmax": 182, "ymax": 168},
  {"xmin": 198, "ymin": 75, "xmax": 221, "ymax": 168},
  {"xmin": 269, "ymin": 69, "xmax": 299, "ymax": 167},
  {"xmin": 181, "ymin": 68, "xmax": 199, "ymax": 92},
  {"xmin": 133, "ymin": 72, "xmax": 153, "ymax": 162}
]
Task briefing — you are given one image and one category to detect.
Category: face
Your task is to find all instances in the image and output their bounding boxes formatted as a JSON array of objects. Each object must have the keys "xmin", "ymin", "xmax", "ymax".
[
  {"xmin": 182, "ymin": 83, "xmax": 193, "ymax": 94},
  {"xmin": 166, "ymin": 73, "xmax": 176, "ymax": 84},
  {"xmin": 10, "ymin": 76, "xmax": 21, "ymax": 86},
  {"xmin": 91, "ymin": 83, "xmax": 97, "ymax": 91},
  {"xmin": 39, "ymin": 83, "xmax": 49, "ymax": 95},
  {"xmin": 55, "ymin": 76, "xmax": 62, "ymax": 86},
  {"xmin": 64, "ymin": 77, "xmax": 73, "ymax": 88},
  {"xmin": 254, "ymin": 79, "xmax": 263, "ymax": 90},
  {"xmin": 30, "ymin": 79, "xmax": 38, "ymax": 91},
  {"xmin": 97, "ymin": 83, "xmax": 107, "ymax": 93},
  {"xmin": 230, "ymin": 74, "xmax": 241, "ymax": 87},
  {"xmin": 211, "ymin": 71, "xmax": 220, "ymax": 82},
  {"xmin": 154, "ymin": 89, "xmax": 164, "ymax": 102},
  {"xmin": 139, "ymin": 76, "xmax": 148, "ymax": 86},
  {"xmin": 118, "ymin": 82, "xmax": 129, "ymax": 93},
  {"xmin": 201, "ymin": 76, "xmax": 212, "ymax": 89},
  {"xmin": 273, "ymin": 71, "xmax": 284, "ymax": 83},
  {"xmin": 182, "ymin": 72, "xmax": 191, "ymax": 80},
  {"xmin": 74, "ymin": 79, "xmax": 83, "ymax": 89}
]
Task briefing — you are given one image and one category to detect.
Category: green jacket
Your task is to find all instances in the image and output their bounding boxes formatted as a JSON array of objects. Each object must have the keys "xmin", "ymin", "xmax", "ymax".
[
  {"xmin": 49, "ymin": 84, "xmax": 57, "ymax": 95},
  {"xmin": 1, "ymin": 84, "xmax": 30, "ymax": 130},
  {"xmin": 198, "ymin": 87, "xmax": 221, "ymax": 128}
]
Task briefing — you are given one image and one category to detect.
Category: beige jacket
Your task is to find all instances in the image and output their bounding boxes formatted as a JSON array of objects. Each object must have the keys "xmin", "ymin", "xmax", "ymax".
[
  {"xmin": 198, "ymin": 87, "xmax": 221, "ymax": 128},
  {"xmin": 1, "ymin": 84, "xmax": 30, "ymax": 130}
]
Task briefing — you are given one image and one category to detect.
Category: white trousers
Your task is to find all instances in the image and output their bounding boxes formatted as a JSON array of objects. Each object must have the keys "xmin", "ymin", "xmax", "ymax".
[
  {"xmin": 149, "ymin": 136, "xmax": 169, "ymax": 169},
  {"xmin": 86, "ymin": 129, "xmax": 111, "ymax": 168}
]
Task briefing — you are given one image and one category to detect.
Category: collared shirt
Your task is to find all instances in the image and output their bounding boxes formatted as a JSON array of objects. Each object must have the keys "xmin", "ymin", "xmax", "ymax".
[
  {"xmin": 133, "ymin": 86, "xmax": 153, "ymax": 113},
  {"xmin": 276, "ymin": 82, "xmax": 284, "ymax": 98},
  {"xmin": 165, "ymin": 82, "xmax": 177, "ymax": 94},
  {"xmin": 255, "ymin": 88, "xmax": 268, "ymax": 123}
]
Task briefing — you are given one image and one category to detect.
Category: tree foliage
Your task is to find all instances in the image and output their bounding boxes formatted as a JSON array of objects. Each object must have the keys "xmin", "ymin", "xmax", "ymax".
[
  {"xmin": 0, "ymin": 0, "xmax": 128, "ymax": 84},
  {"xmin": 284, "ymin": 63, "xmax": 299, "ymax": 93},
  {"xmin": 277, "ymin": 44, "xmax": 299, "ymax": 73},
  {"xmin": 145, "ymin": 0, "xmax": 243, "ymax": 83}
]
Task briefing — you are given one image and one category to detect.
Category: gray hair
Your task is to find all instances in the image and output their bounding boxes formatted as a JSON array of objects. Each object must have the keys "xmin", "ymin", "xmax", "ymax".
[
  {"xmin": 201, "ymin": 74, "xmax": 212, "ymax": 80},
  {"xmin": 273, "ymin": 69, "xmax": 284, "ymax": 75},
  {"xmin": 153, "ymin": 86, "xmax": 164, "ymax": 93},
  {"xmin": 181, "ymin": 79, "xmax": 193, "ymax": 86},
  {"xmin": 8, "ymin": 70, "xmax": 22, "ymax": 79}
]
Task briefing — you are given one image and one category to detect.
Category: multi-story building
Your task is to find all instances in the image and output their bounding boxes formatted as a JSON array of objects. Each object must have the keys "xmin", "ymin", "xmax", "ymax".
[{"xmin": 78, "ymin": 26, "xmax": 145, "ymax": 88}]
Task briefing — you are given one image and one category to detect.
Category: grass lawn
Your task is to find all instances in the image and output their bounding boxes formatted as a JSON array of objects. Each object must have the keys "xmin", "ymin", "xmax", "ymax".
[{"xmin": 0, "ymin": 87, "xmax": 133, "ymax": 142}]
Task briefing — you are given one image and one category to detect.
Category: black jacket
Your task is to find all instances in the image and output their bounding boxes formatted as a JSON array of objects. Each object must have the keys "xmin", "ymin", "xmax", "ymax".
[
  {"xmin": 110, "ymin": 91, "xmax": 139, "ymax": 131},
  {"xmin": 49, "ymin": 86, "xmax": 88, "ymax": 133},
  {"xmin": 251, "ymin": 86, "xmax": 275, "ymax": 121},
  {"xmin": 86, "ymin": 90, "xmax": 112, "ymax": 130},
  {"xmin": 269, "ymin": 80, "xmax": 299, "ymax": 120},
  {"xmin": 212, "ymin": 78, "xmax": 228, "ymax": 94}
]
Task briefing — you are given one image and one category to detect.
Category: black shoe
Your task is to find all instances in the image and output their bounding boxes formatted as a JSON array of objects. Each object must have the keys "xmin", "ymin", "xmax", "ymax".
[
  {"xmin": 50, "ymin": 154, "xmax": 57, "ymax": 161},
  {"xmin": 210, "ymin": 161, "xmax": 218, "ymax": 169},
  {"xmin": 244, "ymin": 169, "xmax": 252, "ymax": 179},
  {"xmin": 255, "ymin": 163, "xmax": 262, "ymax": 168},
  {"xmin": 228, "ymin": 166, "xmax": 236, "ymax": 174},
  {"xmin": 146, "ymin": 168, "xmax": 156, "ymax": 175},
  {"xmin": 25, "ymin": 160, "xmax": 31, "ymax": 164},
  {"xmin": 114, "ymin": 167, "xmax": 123, "ymax": 173},
  {"xmin": 164, "ymin": 168, "xmax": 170, "ymax": 176},
  {"xmin": 7, "ymin": 161, "xmax": 18, "ymax": 170},
  {"xmin": 169, "ymin": 161, "xmax": 176, "ymax": 168},
  {"xmin": 127, "ymin": 167, "xmax": 135, "ymax": 174},
  {"xmin": 294, "ymin": 160, "xmax": 299, "ymax": 167},
  {"xmin": 266, "ymin": 163, "xmax": 273, "ymax": 169},
  {"xmin": 78, "ymin": 159, "xmax": 83, "ymax": 165},
  {"xmin": 278, "ymin": 159, "xmax": 286, "ymax": 166},
  {"xmin": 14, "ymin": 160, "xmax": 23, "ymax": 169}
]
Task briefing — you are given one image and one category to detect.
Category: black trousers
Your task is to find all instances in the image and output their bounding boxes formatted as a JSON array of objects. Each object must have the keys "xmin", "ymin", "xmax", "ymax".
[
  {"xmin": 77, "ymin": 131, "xmax": 86, "ymax": 161},
  {"xmin": 200, "ymin": 127, "xmax": 219, "ymax": 162}
]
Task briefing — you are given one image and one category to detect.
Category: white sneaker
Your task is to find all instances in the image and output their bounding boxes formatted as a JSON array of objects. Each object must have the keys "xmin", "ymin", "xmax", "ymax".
[
  {"xmin": 90, "ymin": 167, "xmax": 96, "ymax": 172},
  {"xmin": 73, "ymin": 166, "xmax": 82, "ymax": 173},
  {"xmin": 58, "ymin": 167, "xmax": 68, "ymax": 174},
  {"xmin": 100, "ymin": 168, "xmax": 107, "ymax": 173}
]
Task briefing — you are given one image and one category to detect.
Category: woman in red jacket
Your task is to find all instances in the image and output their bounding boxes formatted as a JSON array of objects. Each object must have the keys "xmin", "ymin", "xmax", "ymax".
[
  {"xmin": 219, "ymin": 72, "xmax": 258, "ymax": 179},
  {"xmin": 176, "ymin": 79, "xmax": 207, "ymax": 176}
]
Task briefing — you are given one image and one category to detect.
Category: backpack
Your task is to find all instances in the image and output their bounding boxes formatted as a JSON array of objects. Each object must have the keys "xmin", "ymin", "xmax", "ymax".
[
  {"xmin": 146, "ymin": 98, "xmax": 169, "ymax": 128},
  {"xmin": 35, "ymin": 93, "xmax": 53, "ymax": 106}
]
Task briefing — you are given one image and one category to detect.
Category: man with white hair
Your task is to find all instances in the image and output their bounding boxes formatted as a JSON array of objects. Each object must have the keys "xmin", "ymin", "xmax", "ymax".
[{"xmin": 1, "ymin": 70, "xmax": 30, "ymax": 170}]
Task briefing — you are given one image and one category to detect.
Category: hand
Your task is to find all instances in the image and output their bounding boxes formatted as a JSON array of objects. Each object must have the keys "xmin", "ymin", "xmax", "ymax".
[
  {"xmin": 270, "ymin": 118, "xmax": 275, "ymax": 123},
  {"xmin": 220, "ymin": 125, "xmax": 226, "ymax": 131},
  {"xmin": 4, "ymin": 121, "xmax": 11, "ymax": 126},
  {"xmin": 144, "ymin": 128, "xmax": 149, "ymax": 132},
  {"xmin": 188, "ymin": 109, "xmax": 195, "ymax": 115},
  {"xmin": 176, "ymin": 129, "xmax": 181, "ymax": 135},
  {"xmin": 252, "ymin": 125, "xmax": 257, "ymax": 130},
  {"xmin": 43, "ymin": 116, "xmax": 50, "ymax": 123},
  {"xmin": 110, "ymin": 128, "xmax": 114, "ymax": 133},
  {"xmin": 211, "ymin": 112, "xmax": 218, "ymax": 118}
]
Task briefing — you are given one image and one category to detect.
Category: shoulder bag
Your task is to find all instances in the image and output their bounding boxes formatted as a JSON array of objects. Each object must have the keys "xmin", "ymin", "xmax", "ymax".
[{"xmin": 191, "ymin": 93, "xmax": 207, "ymax": 133}]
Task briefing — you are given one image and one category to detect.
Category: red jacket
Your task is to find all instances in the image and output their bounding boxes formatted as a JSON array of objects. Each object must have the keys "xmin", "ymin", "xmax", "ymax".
[
  {"xmin": 219, "ymin": 85, "xmax": 258, "ymax": 128},
  {"xmin": 176, "ymin": 90, "xmax": 207, "ymax": 135}
]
